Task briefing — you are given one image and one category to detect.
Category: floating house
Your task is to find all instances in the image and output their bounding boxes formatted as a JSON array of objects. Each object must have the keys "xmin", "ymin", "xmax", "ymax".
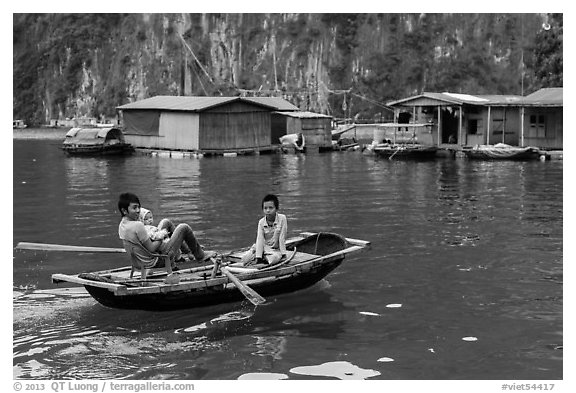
[
  {"xmin": 521, "ymin": 88, "xmax": 563, "ymax": 149},
  {"xmin": 271, "ymin": 111, "xmax": 333, "ymax": 151},
  {"xmin": 387, "ymin": 88, "xmax": 563, "ymax": 150},
  {"xmin": 116, "ymin": 96, "xmax": 299, "ymax": 153}
]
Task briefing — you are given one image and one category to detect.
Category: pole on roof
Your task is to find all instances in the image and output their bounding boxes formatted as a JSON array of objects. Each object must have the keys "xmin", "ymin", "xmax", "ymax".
[
  {"xmin": 487, "ymin": 107, "xmax": 491, "ymax": 145},
  {"xmin": 520, "ymin": 106, "xmax": 525, "ymax": 147},
  {"xmin": 458, "ymin": 105, "xmax": 463, "ymax": 146},
  {"xmin": 437, "ymin": 106, "xmax": 441, "ymax": 146}
]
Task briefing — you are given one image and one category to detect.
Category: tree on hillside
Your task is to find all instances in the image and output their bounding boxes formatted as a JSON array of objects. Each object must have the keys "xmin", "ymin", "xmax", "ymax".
[{"xmin": 532, "ymin": 13, "xmax": 563, "ymax": 89}]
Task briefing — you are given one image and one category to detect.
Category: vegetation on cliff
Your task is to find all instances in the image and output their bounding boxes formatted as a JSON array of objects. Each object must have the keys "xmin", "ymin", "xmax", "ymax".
[{"xmin": 13, "ymin": 13, "xmax": 562, "ymax": 126}]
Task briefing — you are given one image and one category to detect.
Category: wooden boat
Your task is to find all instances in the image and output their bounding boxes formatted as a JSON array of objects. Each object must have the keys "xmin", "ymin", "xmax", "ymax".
[
  {"xmin": 332, "ymin": 137, "xmax": 360, "ymax": 151},
  {"xmin": 370, "ymin": 122, "xmax": 437, "ymax": 160},
  {"xmin": 51, "ymin": 232, "xmax": 370, "ymax": 311},
  {"xmin": 373, "ymin": 143, "xmax": 438, "ymax": 160},
  {"xmin": 462, "ymin": 144, "xmax": 541, "ymax": 160},
  {"xmin": 62, "ymin": 127, "xmax": 133, "ymax": 156}
]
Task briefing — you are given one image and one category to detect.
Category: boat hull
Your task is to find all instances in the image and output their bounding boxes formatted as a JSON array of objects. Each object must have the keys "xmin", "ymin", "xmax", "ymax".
[
  {"xmin": 462, "ymin": 146, "xmax": 540, "ymax": 160},
  {"xmin": 464, "ymin": 150, "xmax": 540, "ymax": 161},
  {"xmin": 373, "ymin": 144, "xmax": 438, "ymax": 160},
  {"xmin": 84, "ymin": 258, "xmax": 343, "ymax": 311},
  {"xmin": 51, "ymin": 232, "xmax": 370, "ymax": 311},
  {"xmin": 62, "ymin": 144, "xmax": 134, "ymax": 156}
]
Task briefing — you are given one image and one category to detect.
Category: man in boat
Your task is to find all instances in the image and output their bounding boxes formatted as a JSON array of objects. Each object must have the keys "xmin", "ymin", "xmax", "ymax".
[{"xmin": 117, "ymin": 193, "xmax": 217, "ymax": 271}]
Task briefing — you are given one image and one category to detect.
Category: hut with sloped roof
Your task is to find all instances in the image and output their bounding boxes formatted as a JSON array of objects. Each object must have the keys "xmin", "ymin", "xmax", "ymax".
[
  {"xmin": 116, "ymin": 96, "xmax": 299, "ymax": 153},
  {"xmin": 521, "ymin": 88, "xmax": 563, "ymax": 149},
  {"xmin": 271, "ymin": 111, "xmax": 333, "ymax": 151},
  {"xmin": 386, "ymin": 88, "xmax": 562, "ymax": 149}
]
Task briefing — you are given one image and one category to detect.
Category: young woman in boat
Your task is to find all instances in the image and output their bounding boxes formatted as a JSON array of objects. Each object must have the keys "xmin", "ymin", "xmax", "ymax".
[
  {"xmin": 241, "ymin": 194, "xmax": 287, "ymax": 266},
  {"xmin": 117, "ymin": 193, "xmax": 217, "ymax": 270}
]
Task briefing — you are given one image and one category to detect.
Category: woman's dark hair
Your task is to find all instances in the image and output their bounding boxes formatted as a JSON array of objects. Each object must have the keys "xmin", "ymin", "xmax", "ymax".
[
  {"xmin": 118, "ymin": 192, "xmax": 140, "ymax": 216},
  {"xmin": 262, "ymin": 194, "xmax": 279, "ymax": 209}
]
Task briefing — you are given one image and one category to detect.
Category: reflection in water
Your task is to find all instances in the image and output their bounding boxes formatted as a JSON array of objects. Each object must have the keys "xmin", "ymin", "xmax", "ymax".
[
  {"xmin": 290, "ymin": 361, "xmax": 381, "ymax": 380},
  {"xmin": 13, "ymin": 139, "xmax": 562, "ymax": 379}
]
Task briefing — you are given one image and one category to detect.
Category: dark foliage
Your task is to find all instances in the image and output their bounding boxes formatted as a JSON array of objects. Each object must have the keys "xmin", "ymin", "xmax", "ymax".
[{"xmin": 13, "ymin": 13, "xmax": 562, "ymax": 126}]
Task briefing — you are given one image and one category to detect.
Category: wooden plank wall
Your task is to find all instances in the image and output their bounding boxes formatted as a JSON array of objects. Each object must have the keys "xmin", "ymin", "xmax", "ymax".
[
  {"xmin": 523, "ymin": 107, "xmax": 563, "ymax": 149},
  {"xmin": 159, "ymin": 112, "xmax": 199, "ymax": 150},
  {"xmin": 200, "ymin": 102, "xmax": 271, "ymax": 150},
  {"xmin": 288, "ymin": 117, "xmax": 332, "ymax": 148}
]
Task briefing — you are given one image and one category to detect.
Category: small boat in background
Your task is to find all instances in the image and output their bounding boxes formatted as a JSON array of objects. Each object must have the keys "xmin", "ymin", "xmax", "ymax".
[
  {"xmin": 372, "ymin": 143, "xmax": 438, "ymax": 160},
  {"xmin": 50, "ymin": 232, "xmax": 370, "ymax": 311},
  {"xmin": 462, "ymin": 143, "xmax": 541, "ymax": 160},
  {"xmin": 332, "ymin": 137, "xmax": 360, "ymax": 151},
  {"xmin": 368, "ymin": 122, "xmax": 437, "ymax": 160},
  {"xmin": 13, "ymin": 119, "xmax": 27, "ymax": 129},
  {"xmin": 62, "ymin": 127, "xmax": 133, "ymax": 156}
]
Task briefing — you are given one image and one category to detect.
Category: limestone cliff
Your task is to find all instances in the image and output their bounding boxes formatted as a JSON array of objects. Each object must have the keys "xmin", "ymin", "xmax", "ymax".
[{"xmin": 13, "ymin": 13, "xmax": 561, "ymax": 126}]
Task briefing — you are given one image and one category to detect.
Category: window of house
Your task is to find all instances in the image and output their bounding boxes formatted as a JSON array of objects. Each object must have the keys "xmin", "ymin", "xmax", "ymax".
[
  {"xmin": 468, "ymin": 118, "xmax": 483, "ymax": 135},
  {"xmin": 528, "ymin": 114, "xmax": 546, "ymax": 138}
]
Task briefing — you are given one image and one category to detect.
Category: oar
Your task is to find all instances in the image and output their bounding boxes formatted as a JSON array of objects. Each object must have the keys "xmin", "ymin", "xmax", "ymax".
[
  {"xmin": 221, "ymin": 267, "xmax": 266, "ymax": 306},
  {"xmin": 15, "ymin": 242, "xmax": 126, "ymax": 253}
]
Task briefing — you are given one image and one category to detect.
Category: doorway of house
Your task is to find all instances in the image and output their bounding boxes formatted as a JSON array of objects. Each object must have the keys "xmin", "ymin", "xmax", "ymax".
[{"xmin": 441, "ymin": 108, "xmax": 459, "ymax": 144}]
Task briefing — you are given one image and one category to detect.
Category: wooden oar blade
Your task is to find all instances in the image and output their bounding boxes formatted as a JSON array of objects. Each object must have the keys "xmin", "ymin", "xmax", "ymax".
[
  {"xmin": 16, "ymin": 242, "xmax": 126, "ymax": 253},
  {"xmin": 221, "ymin": 268, "xmax": 266, "ymax": 306}
]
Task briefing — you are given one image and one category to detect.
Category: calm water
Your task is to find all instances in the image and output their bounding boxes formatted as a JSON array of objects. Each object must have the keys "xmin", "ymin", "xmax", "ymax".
[{"xmin": 12, "ymin": 132, "xmax": 563, "ymax": 380}]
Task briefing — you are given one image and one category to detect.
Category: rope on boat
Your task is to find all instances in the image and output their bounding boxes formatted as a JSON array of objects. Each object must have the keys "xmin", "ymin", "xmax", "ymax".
[
  {"xmin": 313, "ymin": 233, "xmax": 321, "ymax": 255},
  {"xmin": 389, "ymin": 146, "xmax": 402, "ymax": 160}
]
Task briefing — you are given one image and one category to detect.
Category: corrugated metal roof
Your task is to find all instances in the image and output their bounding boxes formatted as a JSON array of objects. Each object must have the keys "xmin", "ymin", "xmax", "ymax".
[
  {"xmin": 475, "ymin": 95, "xmax": 524, "ymax": 105},
  {"xmin": 388, "ymin": 90, "xmax": 560, "ymax": 107},
  {"xmin": 117, "ymin": 96, "xmax": 238, "ymax": 111},
  {"xmin": 117, "ymin": 96, "xmax": 300, "ymax": 112},
  {"xmin": 523, "ymin": 87, "xmax": 563, "ymax": 106},
  {"xmin": 387, "ymin": 92, "xmax": 462, "ymax": 107},
  {"xmin": 272, "ymin": 111, "xmax": 332, "ymax": 118},
  {"xmin": 242, "ymin": 97, "xmax": 299, "ymax": 111}
]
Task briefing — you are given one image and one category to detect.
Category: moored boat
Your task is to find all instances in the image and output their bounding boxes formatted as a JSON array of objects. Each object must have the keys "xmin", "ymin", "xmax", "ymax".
[
  {"xmin": 373, "ymin": 143, "xmax": 438, "ymax": 160},
  {"xmin": 62, "ymin": 127, "xmax": 133, "ymax": 156},
  {"xmin": 51, "ymin": 232, "xmax": 370, "ymax": 311},
  {"xmin": 462, "ymin": 143, "xmax": 541, "ymax": 160}
]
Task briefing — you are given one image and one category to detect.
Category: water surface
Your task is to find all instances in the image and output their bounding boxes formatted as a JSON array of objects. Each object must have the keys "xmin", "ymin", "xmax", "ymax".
[{"xmin": 13, "ymin": 135, "xmax": 563, "ymax": 380}]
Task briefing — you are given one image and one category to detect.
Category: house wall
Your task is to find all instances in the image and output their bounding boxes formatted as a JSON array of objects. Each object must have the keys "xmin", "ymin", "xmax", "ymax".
[
  {"xmin": 294, "ymin": 117, "xmax": 332, "ymax": 148},
  {"xmin": 200, "ymin": 102, "xmax": 271, "ymax": 150},
  {"xmin": 124, "ymin": 112, "xmax": 200, "ymax": 150},
  {"xmin": 523, "ymin": 107, "xmax": 563, "ymax": 149},
  {"xmin": 466, "ymin": 106, "xmax": 562, "ymax": 148},
  {"xmin": 160, "ymin": 112, "xmax": 200, "ymax": 150},
  {"xmin": 271, "ymin": 113, "xmax": 288, "ymax": 144},
  {"xmin": 483, "ymin": 107, "xmax": 521, "ymax": 146},
  {"xmin": 414, "ymin": 107, "xmax": 440, "ymax": 145}
]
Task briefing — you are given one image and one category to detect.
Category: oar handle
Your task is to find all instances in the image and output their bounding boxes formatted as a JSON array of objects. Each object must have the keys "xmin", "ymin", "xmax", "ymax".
[
  {"xmin": 221, "ymin": 267, "xmax": 266, "ymax": 306},
  {"xmin": 15, "ymin": 242, "xmax": 126, "ymax": 253}
]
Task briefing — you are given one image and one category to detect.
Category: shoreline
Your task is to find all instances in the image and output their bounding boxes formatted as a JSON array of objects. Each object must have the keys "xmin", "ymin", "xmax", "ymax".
[{"xmin": 13, "ymin": 127, "xmax": 70, "ymax": 140}]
